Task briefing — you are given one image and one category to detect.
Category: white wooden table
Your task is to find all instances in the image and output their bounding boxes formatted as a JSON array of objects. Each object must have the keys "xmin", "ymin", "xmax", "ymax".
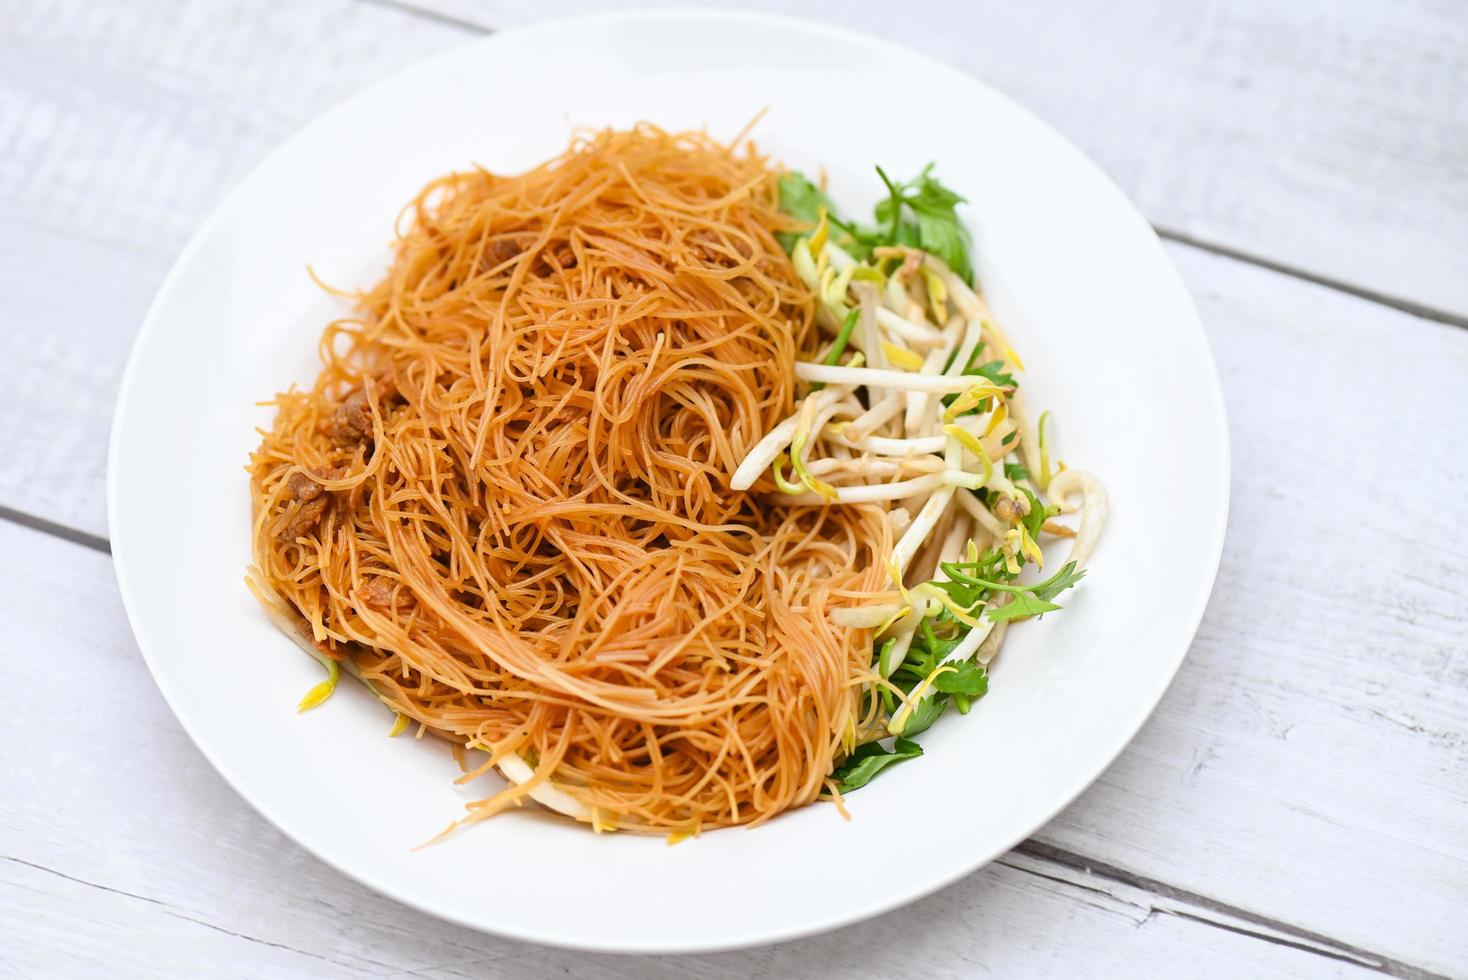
[{"xmin": 3, "ymin": 1, "xmax": 1465, "ymax": 976}]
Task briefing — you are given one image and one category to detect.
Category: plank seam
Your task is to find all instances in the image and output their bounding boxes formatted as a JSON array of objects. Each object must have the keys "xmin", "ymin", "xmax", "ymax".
[
  {"xmin": 358, "ymin": 0, "xmax": 490, "ymax": 34},
  {"xmin": 1, "ymin": 514, "xmax": 1454, "ymax": 973},
  {"xmin": 1, "ymin": 855, "xmax": 382, "ymax": 973},
  {"xmin": 1013, "ymin": 840, "xmax": 1449, "ymax": 980},
  {"xmin": 997, "ymin": 859, "xmax": 1382, "ymax": 971},
  {"xmin": 1154, "ymin": 228, "xmax": 1468, "ymax": 332},
  {"xmin": 0, "ymin": 504, "xmax": 110, "ymax": 554},
  {"xmin": 354, "ymin": 0, "xmax": 1468, "ymax": 334}
]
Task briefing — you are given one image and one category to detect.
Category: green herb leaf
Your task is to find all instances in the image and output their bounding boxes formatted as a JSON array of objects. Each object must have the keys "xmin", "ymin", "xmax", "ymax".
[
  {"xmin": 926, "ymin": 578, "xmax": 981, "ymax": 607},
  {"xmin": 776, "ymin": 171, "xmax": 836, "ymax": 252},
  {"xmin": 932, "ymin": 660, "xmax": 989, "ymax": 697},
  {"xmin": 828, "ymin": 213, "xmax": 880, "ymax": 262},
  {"xmin": 832, "ymin": 736, "xmax": 924, "ymax": 791},
  {"xmin": 900, "ymin": 697, "xmax": 948, "ymax": 737},
  {"xmin": 969, "ymin": 359, "xmax": 1016, "ymax": 388},
  {"xmin": 902, "ymin": 166, "xmax": 973, "ymax": 283},
  {"xmin": 1030, "ymin": 561, "xmax": 1086, "ymax": 602},
  {"xmin": 874, "ymin": 165, "xmax": 904, "ymax": 242},
  {"xmin": 892, "ymin": 653, "xmax": 937, "ymax": 686},
  {"xmin": 985, "ymin": 591, "xmax": 1063, "ymax": 622},
  {"xmin": 1019, "ymin": 487, "xmax": 1048, "ymax": 543},
  {"xmin": 865, "ymin": 164, "xmax": 974, "ymax": 283}
]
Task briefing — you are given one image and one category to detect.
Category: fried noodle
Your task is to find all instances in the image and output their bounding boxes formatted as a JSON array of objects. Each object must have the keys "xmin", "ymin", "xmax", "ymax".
[{"xmin": 248, "ymin": 125, "xmax": 892, "ymax": 835}]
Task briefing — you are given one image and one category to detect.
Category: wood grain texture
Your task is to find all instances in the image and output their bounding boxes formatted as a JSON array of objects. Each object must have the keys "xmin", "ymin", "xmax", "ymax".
[
  {"xmin": 409, "ymin": 0, "xmax": 1468, "ymax": 318},
  {"xmin": 1035, "ymin": 245, "xmax": 1468, "ymax": 977},
  {"xmin": 0, "ymin": 520, "xmax": 1388, "ymax": 979},
  {"xmin": 2, "ymin": 0, "xmax": 1467, "ymax": 974},
  {"xmin": 0, "ymin": 0, "xmax": 467, "ymax": 536},
  {"xmin": 3, "ymin": 247, "xmax": 1463, "ymax": 974},
  {"xmin": 4, "ymin": 0, "xmax": 1468, "ymax": 536}
]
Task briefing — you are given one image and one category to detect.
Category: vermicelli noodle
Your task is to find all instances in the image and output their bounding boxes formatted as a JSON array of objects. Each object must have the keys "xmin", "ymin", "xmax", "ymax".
[{"xmin": 248, "ymin": 125, "xmax": 892, "ymax": 835}]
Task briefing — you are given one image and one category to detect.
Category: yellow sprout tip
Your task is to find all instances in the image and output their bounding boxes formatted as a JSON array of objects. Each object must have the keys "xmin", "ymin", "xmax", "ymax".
[
  {"xmin": 943, "ymin": 424, "xmax": 993, "ymax": 483},
  {"xmin": 982, "ymin": 401, "xmax": 1009, "ymax": 438},
  {"xmin": 924, "ymin": 268, "xmax": 949, "ymax": 324},
  {"xmin": 809, "ymin": 207, "xmax": 830, "ymax": 256},
  {"xmin": 296, "ymin": 658, "xmax": 339, "ymax": 713},
  {"xmin": 882, "ymin": 341, "xmax": 926, "ymax": 372}
]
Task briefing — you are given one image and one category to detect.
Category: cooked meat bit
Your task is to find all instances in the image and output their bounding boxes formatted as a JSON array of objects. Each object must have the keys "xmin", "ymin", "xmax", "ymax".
[
  {"xmin": 285, "ymin": 464, "xmax": 342, "ymax": 501},
  {"xmin": 286, "ymin": 469, "xmax": 324, "ymax": 502},
  {"xmin": 358, "ymin": 578, "xmax": 398, "ymax": 611},
  {"xmin": 281, "ymin": 494, "xmax": 329, "ymax": 541},
  {"xmin": 533, "ymin": 245, "xmax": 578, "ymax": 275},
  {"xmin": 334, "ymin": 389, "xmax": 375, "ymax": 443},
  {"xmin": 481, "ymin": 232, "xmax": 546, "ymax": 273},
  {"xmin": 357, "ymin": 578, "xmax": 416, "ymax": 622},
  {"xmin": 485, "ymin": 236, "xmax": 526, "ymax": 269},
  {"xmin": 278, "ymin": 465, "xmax": 343, "ymax": 541},
  {"xmin": 330, "ymin": 377, "xmax": 402, "ymax": 446}
]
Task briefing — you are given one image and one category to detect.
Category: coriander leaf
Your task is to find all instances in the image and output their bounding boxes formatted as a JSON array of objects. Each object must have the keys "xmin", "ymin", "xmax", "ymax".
[
  {"xmin": 832, "ymin": 736, "xmax": 923, "ymax": 791},
  {"xmin": 896, "ymin": 630, "xmax": 976, "ymax": 688},
  {"xmin": 864, "ymin": 165, "xmax": 975, "ymax": 283},
  {"xmin": 1005, "ymin": 462, "xmax": 1030, "ymax": 482},
  {"xmin": 909, "ymin": 163, "xmax": 965, "ymax": 207},
  {"xmin": 828, "ymin": 214, "xmax": 882, "ymax": 262},
  {"xmin": 775, "ymin": 171, "xmax": 835, "ymax": 252},
  {"xmin": 913, "ymin": 206, "xmax": 968, "ymax": 282},
  {"xmin": 1030, "ymin": 561, "xmax": 1086, "ymax": 602},
  {"xmin": 893, "ymin": 652, "xmax": 938, "ymax": 687},
  {"xmin": 1019, "ymin": 487, "xmax": 1048, "ymax": 543},
  {"xmin": 777, "ymin": 171, "xmax": 832, "ymax": 224},
  {"xmin": 900, "ymin": 696, "xmax": 948, "ymax": 737},
  {"xmin": 932, "ymin": 661, "xmax": 989, "ymax": 697},
  {"xmin": 928, "ymin": 578, "xmax": 982, "ymax": 608},
  {"xmin": 985, "ymin": 591, "xmax": 1063, "ymax": 622},
  {"xmin": 874, "ymin": 165, "xmax": 904, "ymax": 242},
  {"xmin": 904, "ymin": 168, "xmax": 973, "ymax": 283},
  {"xmin": 937, "ymin": 564, "xmax": 986, "ymax": 590},
  {"xmin": 942, "ymin": 543, "xmax": 1016, "ymax": 581},
  {"xmin": 969, "ymin": 359, "xmax": 1016, "ymax": 387},
  {"xmin": 901, "ymin": 631, "xmax": 959, "ymax": 676}
]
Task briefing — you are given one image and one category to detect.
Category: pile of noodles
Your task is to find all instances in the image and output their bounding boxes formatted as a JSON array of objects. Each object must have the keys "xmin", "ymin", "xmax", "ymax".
[{"xmin": 248, "ymin": 124, "xmax": 893, "ymax": 835}]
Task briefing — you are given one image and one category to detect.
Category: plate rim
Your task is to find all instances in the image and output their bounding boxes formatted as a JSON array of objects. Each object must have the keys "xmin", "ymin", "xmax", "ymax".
[{"xmin": 107, "ymin": 6, "xmax": 1231, "ymax": 954}]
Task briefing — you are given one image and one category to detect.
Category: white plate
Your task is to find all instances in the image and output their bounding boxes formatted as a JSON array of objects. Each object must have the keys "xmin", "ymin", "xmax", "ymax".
[{"xmin": 109, "ymin": 9, "xmax": 1228, "ymax": 954}]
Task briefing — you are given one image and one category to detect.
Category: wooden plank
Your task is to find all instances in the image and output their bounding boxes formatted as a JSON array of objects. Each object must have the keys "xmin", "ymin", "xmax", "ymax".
[
  {"xmin": 2, "ymin": 0, "xmax": 1467, "ymax": 537},
  {"xmin": 409, "ymin": 0, "xmax": 1468, "ymax": 319},
  {"xmin": 0, "ymin": 0, "xmax": 1464, "ymax": 971},
  {"xmin": 0, "ymin": 0, "xmax": 468, "ymax": 536},
  {"xmin": 0, "ymin": 525, "xmax": 1381, "ymax": 978},
  {"xmin": 8, "ymin": 239, "xmax": 1462, "ymax": 973},
  {"xmin": 1032, "ymin": 244, "xmax": 1468, "ymax": 977}
]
